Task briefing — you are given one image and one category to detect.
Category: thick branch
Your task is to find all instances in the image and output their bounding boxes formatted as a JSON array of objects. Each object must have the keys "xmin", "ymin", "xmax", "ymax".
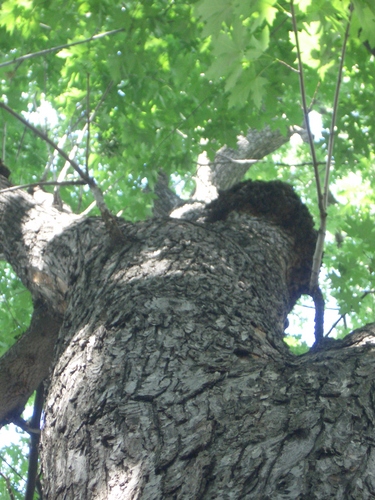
[
  {"xmin": 209, "ymin": 126, "xmax": 292, "ymax": 192},
  {"xmin": 152, "ymin": 171, "xmax": 184, "ymax": 217},
  {"xmin": 0, "ymin": 301, "xmax": 62, "ymax": 427}
]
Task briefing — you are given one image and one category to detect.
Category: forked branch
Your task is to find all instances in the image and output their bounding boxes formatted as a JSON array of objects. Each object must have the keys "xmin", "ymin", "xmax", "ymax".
[
  {"xmin": 0, "ymin": 102, "xmax": 124, "ymax": 242},
  {"xmin": 290, "ymin": 1, "xmax": 353, "ymax": 342}
]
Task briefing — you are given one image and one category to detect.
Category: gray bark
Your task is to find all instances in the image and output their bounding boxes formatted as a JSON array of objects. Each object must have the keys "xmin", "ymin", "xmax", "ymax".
[
  {"xmin": 210, "ymin": 126, "xmax": 292, "ymax": 191},
  {"xmin": 1, "ymin": 174, "xmax": 375, "ymax": 499},
  {"xmin": 155, "ymin": 126, "xmax": 294, "ymax": 216}
]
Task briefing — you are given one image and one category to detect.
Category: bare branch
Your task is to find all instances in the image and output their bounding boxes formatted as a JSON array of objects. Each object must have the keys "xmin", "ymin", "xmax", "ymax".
[
  {"xmin": 290, "ymin": 0, "xmax": 323, "ymax": 211},
  {"xmin": 55, "ymin": 81, "xmax": 114, "ymax": 186},
  {"xmin": 309, "ymin": 5, "xmax": 353, "ymax": 292},
  {"xmin": 1, "ymin": 122, "xmax": 6, "ymax": 160},
  {"xmin": 0, "ymin": 101, "xmax": 91, "ymax": 183},
  {"xmin": 86, "ymin": 73, "xmax": 91, "ymax": 176},
  {"xmin": 0, "ymin": 180, "xmax": 86, "ymax": 194},
  {"xmin": 25, "ymin": 383, "xmax": 44, "ymax": 500},
  {"xmin": 216, "ymin": 153, "xmax": 260, "ymax": 165},
  {"xmin": 326, "ymin": 289, "xmax": 375, "ymax": 336},
  {"xmin": 323, "ymin": 5, "xmax": 353, "ymax": 211},
  {"xmin": 0, "ymin": 29, "xmax": 125, "ymax": 69},
  {"xmin": 291, "ymin": 0, "xmax": 326, "ymax": 343},
  {"xmin": 275, "ymin": 58, "xmax": 299, "ymax": 73},
  {"xmin": 0, "ymin": 101, "xmax": 123, "ymax": 241},
  {"xmin": 0, "ymin": 472, "xmax": 15, "ymax": 500}
]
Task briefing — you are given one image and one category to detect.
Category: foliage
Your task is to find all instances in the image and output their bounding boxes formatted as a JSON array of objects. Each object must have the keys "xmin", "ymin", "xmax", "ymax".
[
  {"xmin": 0, "ymin": 263, "xmax": 32, "ymax": 356},
  {"xmin": 1, "ymin": 0, "xmax": 375, "ymax": 495},
  {"xmin": 284, "ymin": 332, "xmax": 310, "ymax": 355},
  {"xmin": 0, "ymin": 432, "xmax": 30, "ymax": 499}
]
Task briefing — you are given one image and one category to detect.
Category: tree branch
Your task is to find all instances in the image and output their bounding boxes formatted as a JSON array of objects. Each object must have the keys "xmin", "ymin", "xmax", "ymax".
[
  {"xmin": 291, "ymin": 1, "xmax": 353, "ymax": 343},
  {"xmin": 0, "ymin": 29, "xmax": 125, "ymax": 69},
  {"xmin": 0, "ymin": 101, "xmax": 124, "ymax": 242},
  {"xmin": 309, "ymin": 6, "xmax": 353, "ymax": 297},
  {"xmin": 0, "ymin": 180, "xmax": 85, "ymax": 194},
  {"xmin": 0, "ymin": 102, "xmax": 91, "ymax": 182},
  {"xmin": 210, "ymin": 126, "xmax": 292, "ymax": 192},
  {"xmin": 0, "ymin": 472, "xmax": 15, "ymax": 500},
  {"xmin": 0, "ymin": 301, "xmax": 62, "ymax": 427},
  {"xmin": 322, "ymin": 4, "xmax": 353, "ymax": 210},
  {"xmin": 290, "ymin": 0, "xmax": 325, "ymax": 341},
  {"xmin": 55, "ymin": 81, "xmax": 113, "ymax": 187},
  {"xmin": 25, "ymin": 383, "xmax": 44, "ymax": 500},
  {"xmin": 290, "ymin": 0, "xmax": 323, "ymax": 211}
]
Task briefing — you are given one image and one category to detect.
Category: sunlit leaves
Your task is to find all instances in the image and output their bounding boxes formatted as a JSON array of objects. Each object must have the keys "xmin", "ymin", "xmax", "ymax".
[
  {"xmin": 0, "ymin": 439, "xmax": 29, "ymax": 499},
  {"xmin": 196, "ymin": 0, "xmax": 276, "ymax": 109},
  {"xmin": 353, "ymin": 0, "xmax": 375, "ymax": 47},
  {"xmin": 196, "ymin": 0, "xmax": 233, "ymax": 37}
]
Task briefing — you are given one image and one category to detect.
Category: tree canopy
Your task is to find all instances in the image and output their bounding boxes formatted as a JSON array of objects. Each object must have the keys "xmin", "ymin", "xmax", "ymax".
[{"xmin": 1, "ymin": 0, "xmax": 375, "ymax": 497}]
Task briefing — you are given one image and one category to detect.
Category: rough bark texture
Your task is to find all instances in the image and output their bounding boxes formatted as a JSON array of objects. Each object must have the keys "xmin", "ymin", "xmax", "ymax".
[
  {"xmin": 152, "ymin": 172, "xmax": 184, "ymax": 217},
  {"xmin": 210, "ymin": 127, "xmax": 292, "ymax": 191},
  {"xmin": 1, "ymin": 174, "xmax": 375, "ymax": 499},
  {"xmin": 0, "ymin": 301, "xmax": 62, "ymax": 423}
]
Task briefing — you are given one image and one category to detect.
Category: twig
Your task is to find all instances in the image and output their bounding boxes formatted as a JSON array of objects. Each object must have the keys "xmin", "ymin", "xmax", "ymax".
[
  {"xmin": 42, "ymin": 133, "xmax": 68, "ymax": 182},
  {"xmin": 2, "ymin": 122, "xmax": 6, "ymax": 160},
  {"xmin": 325, "ymin": 313, "xmax": 346, "ymax": 337},
  {"xmin": 275, "ymin": 58, "xmax": 300, "ymax": 73},
  {"xmin": 86, "ymin": 73, "xmax": 91, "ymax": 176},
  {"xmin": 52, "ymin": 81, "xmax": 113, "ymax": 207},
  {"xmin": 25, "ymin": 383, "xmax": 44, "ymax": 500},
  {"xmin": 0, "ymin": 453, "xmax": 25, "ymax": 479},
  {"xmin": 217, "ymin": 153, "xmax": 259, "ymax": 165},
  {"xmin": 309, "ymin": 5, "xmax": 353, "ymax": 292},
  {"xmin": 290, "ymin": 0, "xmax": 323, "ymax": 213},
  {"xmin": 326, "ymin": 289, "xmax": 375, "ymax": 336},
  {"xmin": 0, "ymin": 101, "xmax": 91, "ymax": 183},
  {"xmin": 275, "ymin": 161, "xmax": 327, "ymax": 167},
  {"xmin": 0, "ymin": 29, "xmax": 125, "ymax": 69},
  {"xmin": 0, "ymin": 101, "xmax": 124, "ymax": 241},
  {"xmin": 16, "ymin": 125, "xmax": 27, "ymax": 160},
  {"xmin": 323, "ymin": 6, "xmax": 353, "ymax": 210},
  {"xmin": 309, "ymin": 81, "xmax": 321, "ymax": 111},
  {"xmin": 154, "ymin": 95, "xmax": 210, "ymax": 152},
  {"xmin": 291, "ymin": 0, "xmax": 326, "ymax": 342},
  {"xmin": 0, "ymin": 180, "xmax": 86, "ymax": 194},
  {"xmin": 0, "ymin": 471, "xmax": 15, "ymax": 500},
  {"xmin": 55, "ymin": 81, "xmax": 113, "ymax": 187}
]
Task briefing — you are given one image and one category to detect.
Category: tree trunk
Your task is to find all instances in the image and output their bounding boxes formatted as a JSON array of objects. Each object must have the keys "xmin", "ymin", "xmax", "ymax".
[{"xmin": 1, "ymin": 175, "xmax": 375, "ymax": 499}]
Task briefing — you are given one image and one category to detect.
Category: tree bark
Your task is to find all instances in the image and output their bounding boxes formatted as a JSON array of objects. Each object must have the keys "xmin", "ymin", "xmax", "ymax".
[
  {"xmin": 154, "ymin": 126, "xmax": 295, "ymax": 216},
  {"xmin": 210, "ymin": 126, "xmax": 293, "ymax": 191},
  {"xmin": 1, "ymin": 174, "xmax": 375, "ymax": 498}
]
